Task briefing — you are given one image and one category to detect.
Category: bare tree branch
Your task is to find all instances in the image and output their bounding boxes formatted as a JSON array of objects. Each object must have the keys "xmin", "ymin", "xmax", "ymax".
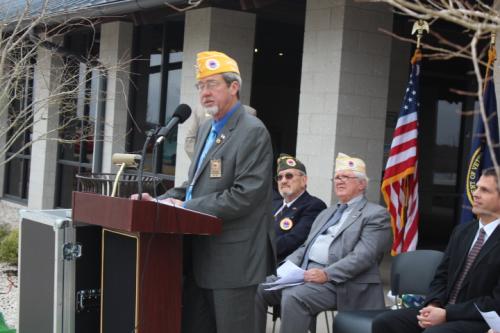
[{"xmin": 0, "ymin": 2, "xmax": 135, "ymax": 169}]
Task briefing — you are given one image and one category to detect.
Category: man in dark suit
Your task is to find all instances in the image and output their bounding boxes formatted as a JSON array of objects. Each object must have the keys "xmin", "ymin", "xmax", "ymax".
[
  {"xmin": 273, "ymin": 154, "xmax": 326, "ymax": 262},
  {"xmin": 134, "ymin": 51, "xmax": 274, "ymax": 333},
  {"xmin": 373, "ymin": 167, "xmax": 500, "ymax": 333}
]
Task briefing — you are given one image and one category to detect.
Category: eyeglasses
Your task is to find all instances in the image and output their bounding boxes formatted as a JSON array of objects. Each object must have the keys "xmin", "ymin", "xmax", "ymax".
[
  {"xmin": 195, "ymin": 80, "xmax": 223, "ymax": 92},
  {"xmin": 275, "ymin": 173, "xmax": 298, "ymax": 182},
  {"xmin": 275, "ymin": 173, "xmax": 295, "ymax": 182},
  {"xmin": 333, "ymin": 175, "xmax": 358, "ymax": 182}
]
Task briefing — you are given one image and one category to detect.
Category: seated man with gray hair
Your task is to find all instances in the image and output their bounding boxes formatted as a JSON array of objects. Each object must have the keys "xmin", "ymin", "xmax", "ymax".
[{"xmin": 254, "ymin": 153, "xmax": 392, "ymax": 333}]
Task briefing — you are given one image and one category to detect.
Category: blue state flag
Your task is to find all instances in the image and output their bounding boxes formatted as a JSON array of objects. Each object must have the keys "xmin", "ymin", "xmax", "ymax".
[{"xmin": 460, "ymin": 72, "xmax": 500, "ymax": 223}]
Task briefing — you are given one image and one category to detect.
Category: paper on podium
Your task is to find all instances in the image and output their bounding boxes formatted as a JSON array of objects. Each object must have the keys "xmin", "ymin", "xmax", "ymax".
[
  {"xmin": 263, "ymin": 260, "xmax": 305, "ymax": 291},
  {"xmin": 476, "ymin": 303, "xmax": 500, "ymax": 332}
]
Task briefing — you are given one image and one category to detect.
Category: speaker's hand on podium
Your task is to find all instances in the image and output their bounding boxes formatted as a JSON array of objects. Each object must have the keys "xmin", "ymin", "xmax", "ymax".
[
  {"xmin": 130, "ymin": 193, "xmax": 154, "ymax": 201},
  {"xmin": 130, "ymin": 193, "xmax": 184, "ymax": 207},
  {"xmin": 160, "ymin": 198, "xmax": 184, "ymax": 207}
]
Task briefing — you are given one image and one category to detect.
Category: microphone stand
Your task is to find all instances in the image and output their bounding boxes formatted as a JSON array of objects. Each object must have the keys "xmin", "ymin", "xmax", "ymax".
[{"xmin": 137, "ymin": 127, "xmax": 158, "ymax": 200}]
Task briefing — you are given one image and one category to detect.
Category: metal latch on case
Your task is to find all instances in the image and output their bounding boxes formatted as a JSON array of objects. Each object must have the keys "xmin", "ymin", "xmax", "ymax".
[{"xmin": 63, "ymin": 242, "xmax": 82, "ymax": 261}]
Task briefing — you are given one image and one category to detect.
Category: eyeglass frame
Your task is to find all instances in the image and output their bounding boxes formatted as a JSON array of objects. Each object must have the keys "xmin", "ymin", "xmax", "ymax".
[
  {"xmin": 275, "ymin": 171, "xmax": 305, "ymax": 182},
  {"xmin": 333, "ymin": 175, "xmax": 359, "ymax": 182},
  {"xmin": 195, "ymin": 79, "xmax": 226, "ymax": 92}
]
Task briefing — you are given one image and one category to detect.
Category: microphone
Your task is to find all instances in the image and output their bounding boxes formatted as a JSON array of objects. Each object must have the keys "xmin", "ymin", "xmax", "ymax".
[
  {"xmin": 111, "ymin": 153, "xmax": 142, "ymax": 197},
  {"xmin": 155, "ymin": 104, "xmax": 192, "ymax": 144},
  {"xmin": 112, "ymin": 153, "xmax": 142, "ymax": 167}
]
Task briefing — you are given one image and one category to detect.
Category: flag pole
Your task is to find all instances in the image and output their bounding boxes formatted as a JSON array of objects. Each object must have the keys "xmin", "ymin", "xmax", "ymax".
[
  {"xmin": 483, "ymin": 33, "xmax": 500, "ymax": 186},
  {"xmin": 484, "ymin": 33, "xmax": 496, "ymax": 92},
  {"xmin": 382, "ymin": 20, "xmax": 428, "ymax": 256},
  {"xmin": 411, "ymin": 20, "xmax": 429, "ymax": 48},
  {"xmin": 410, "ymin": 20, "xmax": 428, "ymax": 63},
  {"xmin": 395, "ymin": 20, "xmax": 427, "ymax": 253}
]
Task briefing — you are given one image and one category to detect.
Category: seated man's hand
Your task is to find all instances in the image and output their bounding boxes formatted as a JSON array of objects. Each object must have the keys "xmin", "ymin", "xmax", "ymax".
[
  {"xmin": 416, "ymin": 305, "xmax": 446, "ymax": 328},
  {"xmin": 304, "ymin": 268, "xmax": 328, "ymax": 284},
  {"xmin": 130, "ymin": 193, "xmax": 154, "ymax": 201}
]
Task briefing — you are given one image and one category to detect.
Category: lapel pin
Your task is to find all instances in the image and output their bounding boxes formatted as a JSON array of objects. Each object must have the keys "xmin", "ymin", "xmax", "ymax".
[{"xmin": 217, "ymin": 134, "xmax": 226, "ymax": 144}]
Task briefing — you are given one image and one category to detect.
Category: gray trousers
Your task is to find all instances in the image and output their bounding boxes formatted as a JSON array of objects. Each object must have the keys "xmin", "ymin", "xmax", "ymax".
[
  {"xmin": 182, "ymin": 276, "xmax": 257, "ymax": 333},
  {"xmin": 254, "ymin": 280, "xmax": 337, "ymax": 333}
]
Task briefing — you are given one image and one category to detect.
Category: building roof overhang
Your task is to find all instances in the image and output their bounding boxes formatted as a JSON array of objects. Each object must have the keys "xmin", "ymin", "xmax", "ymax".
[{"xmin": 1, "ymin": 0, "xmax": 186, "ymax": 24}]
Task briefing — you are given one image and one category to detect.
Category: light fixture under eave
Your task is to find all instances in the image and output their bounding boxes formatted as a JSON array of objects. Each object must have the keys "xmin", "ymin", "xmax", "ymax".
[{"xmin": 254, "ymin": 48, "xmax": 258, "ymax": 53}]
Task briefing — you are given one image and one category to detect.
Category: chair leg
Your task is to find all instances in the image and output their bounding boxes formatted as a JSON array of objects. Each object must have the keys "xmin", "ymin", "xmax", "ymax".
[
  {"xmin": 308, "ymin": 311, "xmax": 334, "ymax": 333},
  {"xmin": 328, "ymin": 311, "xmax": 336, "ymax": 333},
  {"xmin": 271, "ymin": 305, "xmax": 280, "ymax": 333},
  {"xmin": 308, "ymin": 315, "xmax": 317, "ymax": 333}
]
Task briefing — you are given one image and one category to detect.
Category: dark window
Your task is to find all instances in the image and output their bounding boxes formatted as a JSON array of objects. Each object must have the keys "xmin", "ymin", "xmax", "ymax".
[
  {"xmin": 128, "ymin": 20, "xmax": 184, "ymax": 178},
  {"xmin": 418, "ymin": 59, "xmax": 475, "ymax": 247},
  {"xmin": 251, "ymin": 10, "xmax": 305, "ymax": 166},
  {"xmin": 3, "ymin": 55, "xmax": 34, "ymax": 202}
]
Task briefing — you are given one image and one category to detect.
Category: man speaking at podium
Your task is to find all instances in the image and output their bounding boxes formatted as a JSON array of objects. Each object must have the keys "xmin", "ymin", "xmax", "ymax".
[{"xmin": 133, "ymin": 51, "xmax": 275, "ymax": 333}]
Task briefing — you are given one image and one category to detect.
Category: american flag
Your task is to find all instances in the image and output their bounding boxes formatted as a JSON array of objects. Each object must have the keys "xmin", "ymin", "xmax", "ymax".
[{"xmin": 381, "ymin": 55, "xmax": 420, "ymax": 256}]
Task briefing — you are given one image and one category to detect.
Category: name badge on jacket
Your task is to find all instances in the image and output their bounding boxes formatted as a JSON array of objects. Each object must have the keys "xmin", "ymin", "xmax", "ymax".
[{"xmin": 210, "ymin": 159, "xmax": 222, "ymax": 178}]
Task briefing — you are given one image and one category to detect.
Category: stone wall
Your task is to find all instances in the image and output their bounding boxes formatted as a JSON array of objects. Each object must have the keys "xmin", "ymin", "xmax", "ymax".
[{"xmin": 0, "ymin": 200, "xmax": 23, "ymax": 228}]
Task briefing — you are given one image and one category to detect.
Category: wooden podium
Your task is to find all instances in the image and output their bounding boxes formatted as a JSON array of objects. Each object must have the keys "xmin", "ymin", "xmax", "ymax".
[{"xmin": 72, "ymin": 191, "xmax": 222, "ymax": 333}]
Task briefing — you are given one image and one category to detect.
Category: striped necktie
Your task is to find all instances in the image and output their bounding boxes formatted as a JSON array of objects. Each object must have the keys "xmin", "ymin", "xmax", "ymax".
[
  {"xmin": 300, "ymin": 203, "xmax": 348, "ymax": 269},
  {"xmin": 448, "ymin": 228, "xmax": 486, "ymax": 304}
]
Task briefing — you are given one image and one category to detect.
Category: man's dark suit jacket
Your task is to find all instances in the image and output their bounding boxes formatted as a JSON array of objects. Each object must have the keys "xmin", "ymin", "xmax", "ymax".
[
  {"xmin": 273, "ymin": 191, "xmax": 326, "ymax": 262},
  {"xmin": 425, "ymin": 220, "xmax": 500, "ymax": 321},
  {"xmin": 165, "ymin": 105, "xmax": 275, "ymax": 289}
]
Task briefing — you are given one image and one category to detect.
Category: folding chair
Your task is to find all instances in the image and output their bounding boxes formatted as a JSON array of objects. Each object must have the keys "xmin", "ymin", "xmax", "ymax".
[{"xmin": 332, "ymin": 250, "xmax": 444, "ymax": 333}]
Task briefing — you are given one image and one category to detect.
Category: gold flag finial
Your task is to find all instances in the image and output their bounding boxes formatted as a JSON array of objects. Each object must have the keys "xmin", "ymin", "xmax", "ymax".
[{"xmin": 411, "ymin": 20, "xmax": 429, "ymax": 49}]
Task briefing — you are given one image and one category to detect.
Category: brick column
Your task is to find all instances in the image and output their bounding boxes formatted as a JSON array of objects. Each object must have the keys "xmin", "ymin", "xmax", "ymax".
[
  {"xmin": 297, "ymin": 0, "xmax": 393, "ymax": 204},
  {"xmin": 175, "ymin": 7, "xmax": 256, "ymax": 185},
  {"xmin": 99, "ymin": 21, "xmax": 133, "ymax": 173},
  {"xmin": 28, "ymin": 46, "xmax": 64, "ymax": 209}
]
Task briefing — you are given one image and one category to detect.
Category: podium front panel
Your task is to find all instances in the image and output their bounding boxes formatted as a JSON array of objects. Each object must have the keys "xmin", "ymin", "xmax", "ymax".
[{"xmin": 101, "ymin": 229, "xmax": 138, "ymax": 333}]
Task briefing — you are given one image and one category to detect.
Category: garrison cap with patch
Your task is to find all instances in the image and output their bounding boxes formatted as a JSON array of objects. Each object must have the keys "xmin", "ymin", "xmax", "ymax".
[
  {"xmin": 276, "ymin": 154, "xmax": 306, "ymax": 175},
  {"xmin": 335, "ymin": 152, "xmax": 366, "ymax": 175},
  {"xmin": 196, "ymin": 51, "xmax": 240, "ymax": 80}
]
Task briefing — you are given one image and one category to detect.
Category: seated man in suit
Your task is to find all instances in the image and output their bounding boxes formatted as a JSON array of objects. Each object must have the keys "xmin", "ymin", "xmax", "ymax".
[
  {"xmin": 273, "ymin": 154, "xmax": 327, "ymax": 262},
  {"xmin": 255, "ymin": 153, "xmax": 392, "ymax": 333},
  {"xmin": 373, "ymin": 167, "xmax": 500, "ymax": 333}
]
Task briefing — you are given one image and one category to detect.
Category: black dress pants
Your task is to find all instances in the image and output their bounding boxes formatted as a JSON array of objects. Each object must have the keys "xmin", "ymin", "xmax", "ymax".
[{"xmin": 372, "ymin": 308, "xmax": 489, "ymax": 333}]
